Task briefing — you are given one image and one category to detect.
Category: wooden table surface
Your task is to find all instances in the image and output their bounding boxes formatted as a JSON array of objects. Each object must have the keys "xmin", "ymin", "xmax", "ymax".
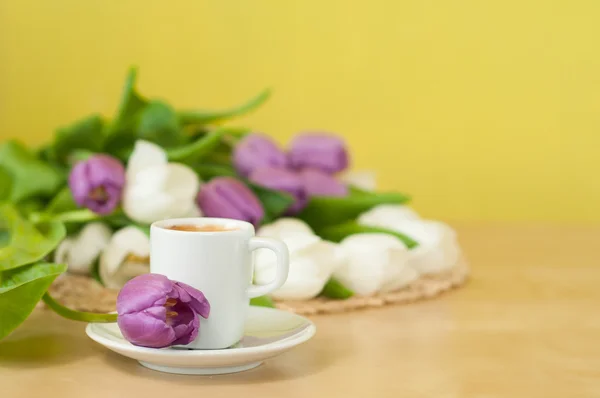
[{"xmin": 1, "ymin": 224, "xmax": 599, "ymax": 398}]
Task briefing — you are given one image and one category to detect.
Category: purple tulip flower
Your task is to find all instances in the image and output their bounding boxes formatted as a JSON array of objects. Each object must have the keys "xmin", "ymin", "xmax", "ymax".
[
  {"xmin": 288, "ymin": 133, "xmax": 349, "ymax": 173},
  {"xmin": 117, "ymin": 274, "xmax": 210, "ymax": 348},
  {"xmin": 233, "ymin": 134, "xmax": 288, "ymax": 177},
  {"xmin": 197, "ymin": 177, "xmax": 265, "ymax": 226},
  {"xmin": 68, "ymin": 154, "xmax": 126, "ymax": 215},
  {"xmin": 249, "ymin": 167, "xmax": 307, "ymax": 214},
  {"xmin": 300, "ymin": 168, "xmax": 349, "ymax": 197}
]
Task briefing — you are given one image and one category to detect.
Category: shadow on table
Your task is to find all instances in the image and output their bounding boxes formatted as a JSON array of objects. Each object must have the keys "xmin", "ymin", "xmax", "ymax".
[
  {"xmin": 0, "ymin": 333, "xmax": 90, "ymax": 368},
  {"xmin": 100, "ymin": 335, "xmax": 348, "ymax": 384}
]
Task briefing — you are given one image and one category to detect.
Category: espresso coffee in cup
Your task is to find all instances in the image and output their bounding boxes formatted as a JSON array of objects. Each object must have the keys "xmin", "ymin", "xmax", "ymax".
[{"xmin": 166, "ymin": 224, "xmax": 237, "ymax": 232}]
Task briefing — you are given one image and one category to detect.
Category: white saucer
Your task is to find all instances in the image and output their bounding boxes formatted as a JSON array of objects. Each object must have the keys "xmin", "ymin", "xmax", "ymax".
[{"xmin": 86, "ymin": 306, "xmax": 316, "ymax": 375}]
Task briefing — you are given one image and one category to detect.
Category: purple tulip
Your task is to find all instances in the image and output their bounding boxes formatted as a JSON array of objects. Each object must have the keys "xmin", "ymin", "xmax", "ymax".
[
  {"xmin": 288, "ymin": 133, "xmax": 349, "ymax": 173},
  {"xmin": 233, "ymin": 134, "xmax": 288, "ymax": 177},
  {"xmin": 68, "ymin": 154, "xmax": 125, "ymax": 215},
  {"xmin": 197, "ymin": 177, "xmax": 264, "ymax": 226},
  {"xmin": 249, "ymin": 167, "xmax": 307, "ymax": 214},
  {"xmin": 117, "ymin": 274, "xmax": 210, "ymax": 348},
  {"xmin": 300, "ymin": 168, "xmax": 349, "ymax": 197}
]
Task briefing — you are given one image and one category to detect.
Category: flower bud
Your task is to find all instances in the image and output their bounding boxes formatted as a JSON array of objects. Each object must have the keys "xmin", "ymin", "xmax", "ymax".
[
  {"xmin": 117, "ymin": 274, "xmax": 210, "ymax": 348},
  {"xmin": 68, "ymin": 154, "xmax": 125, "ymax": 215},
  {"xmin": 197, "ymin": 177, "xmax": 264, "ymax": 226},
  {"xmin": 288, "ymin": 133, "xmax": 349, "ymax": 173},
  {"xmin": 233, "ymin": 134, "xmax": 288, "ymax": 177}
]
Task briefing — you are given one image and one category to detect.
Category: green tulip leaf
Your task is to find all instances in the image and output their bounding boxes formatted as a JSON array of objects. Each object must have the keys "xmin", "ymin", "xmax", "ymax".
[
  {"xmin": 90, "ymin": 258, "xmax": 102, "ymax": 285},
  {"xmin": 36, "ymin": 144, "xmax": 54, "ymax": 163},
  {"xmin": 250, "ymin": 295, "xmax": 275, "ymax": 308},
  {"xmin": 16, "ymin": 199, "xmax": 45, "ymax": 218},
  {"xmin": 320, "ymin": 278, "xmax": 354, "ymax": 299},
  {"xmin": 52, "ymin": 114, "xmax": 105, "ymax": 164},
  {"xmin": 298, "ymin": 191, "xmax": 410, "ymax": 230},
  {"xmin": 0, "ymin": 204, "xmax": 66, "ymax": 271},
  {"xmin": 167, "ymin": 127, "xmax": 250, "ymax": 164},
  {"xmin": 136, "ymin": 101, "xmax": 186, "ymax": 148},
  {"xmin": 113, "ymin": 67, "xmax": 148, "ymax": 128},
  {"xmin": 192, "ymin": 164, "xmax": 238, "ymax": 180},
  {"xmin": 0, "ymin": 262, "xmax": 67, "ymax": 340},
  {"xmin": 0, "ymin": 141, "xmax": 64, "ymax": 203},
  {"xmin": 249, "ymin": 183, "xmax": 295, "ymax": 224},
  {"xmin": 0, "ymin": 166, "xmax": 13, "ymax": 201},
  {"xmin": 318, "ymin": 220, "xmax": 418, "ymax": 249},
  {"xmin": 179, "ymin": 88, "xmax": 271, "ymax": 126},
  {"xmin": 46, "ymin": 187, "xmax": 78, "ymax": 214},
  {"xmin": 0, "ymin": 230, "xmax": 8, "ymax": 248},
  {"xmin": 203, "ymin": 151, "xmax": 232, "ymax": 166},
  {"xmin": 103, "ymin": 67, "xmax": 149, "ymax": 159},
  {"xmin": 101, "ymin": 209, "xmax": 134, "ymax": 229}
]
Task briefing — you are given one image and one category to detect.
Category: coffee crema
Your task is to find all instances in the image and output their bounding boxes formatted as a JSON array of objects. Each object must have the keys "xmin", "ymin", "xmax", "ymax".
[{"xmin": 166, "ymin": 224, "xmax": 237, "ymax": 232}]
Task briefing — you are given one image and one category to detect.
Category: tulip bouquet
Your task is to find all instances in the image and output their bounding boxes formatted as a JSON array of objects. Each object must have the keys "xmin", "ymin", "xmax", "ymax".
[{"xmin": 0, "ymin": 67, "xmax": 464, "ymax": 342}]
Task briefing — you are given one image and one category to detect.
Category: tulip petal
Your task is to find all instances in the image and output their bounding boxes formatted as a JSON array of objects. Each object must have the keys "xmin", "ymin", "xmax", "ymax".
[
  {"xmin": 163, "ymin": 163, "xmax": 201, "ymax": 200},
  {"xmin": 255, "ymin": 234, "xmax": 338, "ymax": 301},
  {"xmin": 358, "ymin": 204, "xmax": 421, "ymax": 229},
  {"xmin": 69, "ymin": 154, "xmax": 125, "ymax": 214},
  {"xmin": 197, "ymin": 177, "xmax": 264, "ymax": 226},
  {"xmin": 173, "ymin": 281, "xmax": 210, "ymax": 319},
  {"xmin": 55, "ymin": 222, "xmax": 112, "ymax": 275},
  {"xmin": 85, "ymin": 154, "xmax": 126, "ymax": 187},
  {"xmin": 100, "ymin": 226, "xmax": 150, "ymax": 289},
  {"xmin": 393, "ymin": 221, "xmax": 461, "ymax": 274},
  {"xmin": 289, "ymin": 132, "xmax": 349, "ymax": 173},
  {"xmin": 123, "ymin": 161, "xmax": 200, "ymax": 224},
  {"xmin": 116, "ymin": 273, "xmax": 173, "ymax": 314},
  {"xmin": 126, "ymin": 140, "xmax": 168, "ymax": 181},
  {"xmin": 300, "ymin": 168, "xmax": 348, "ymax": 197},
  {"xmin": 270, "ymin": 256, "xmax": 327, "ymax": 300},
  {"xmin": 340, "ymin": 170, "xmax": 377, "ymax": 191},
  {"xmin": 379, "ymin": 249, "xmax": 419, "ymax": 293},
  {"xmin": 118, "ymin": 312, "xmax": 176, "ymax": 348},
  {"xmin": 54, "ymin": 239, "xmax": 74, "ymax": 268},
  {"xmin": 335, "ymin": 233, "xmax": 409, "ymax": 296},
  {"xmin": 257, "ymin": 218, "xmax": 314, "ymax": 238},
  {"xmin": 233, "ymin": 134, "xmax": 288, "ymax": 177},
  {"xmin": 170, "ymin": 302, "xmax": 200, "ymax": 345}
]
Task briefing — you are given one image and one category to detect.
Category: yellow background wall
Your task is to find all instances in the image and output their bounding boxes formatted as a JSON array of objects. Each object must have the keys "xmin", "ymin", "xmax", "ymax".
[{"xmin": 1, "ymin": 1, "xmax": 599, "ymax": 223}]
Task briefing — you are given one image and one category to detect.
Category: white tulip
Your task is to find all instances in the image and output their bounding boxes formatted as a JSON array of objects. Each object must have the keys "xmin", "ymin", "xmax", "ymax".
[
  {"xmin": 54, "ymin": 222, "xmax": 112, "ymax": 275},
  {"xmin": 358, "ymin": 204, "xmax": 462, "ymax": 275},
  {"xmin": 99, "ymin": 226, "xmax": 150, "ymax": 289},
  {"xmin": 390, "ymin": 221, "xmax": 461, "ymax": 274},
  {"xmin": 334, "ymin": 233, "xmax": 418, "ymax": 296},
  {"xmin": 254, "ymin": 218, "xmax": 339, "ymax": 301},
  {"xmin": 358, "ymin": 204, "xmax": 421, "ymax": 228},
  {"xmin": 339, "ymin": 170, "xmax": 377, "ymax": 191},
  {"xmin": 123, "ymin": 140, "xmax": 202, "ymax": 224},
  {"xmin": 257, "ymin": 218, "xmax": 315, "ymax": 240}
]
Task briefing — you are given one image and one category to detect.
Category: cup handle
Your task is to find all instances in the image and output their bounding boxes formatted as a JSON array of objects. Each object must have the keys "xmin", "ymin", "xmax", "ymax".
[{"xmin": 247, "ymin": 237, "xmax": 289, "ymax": 299}]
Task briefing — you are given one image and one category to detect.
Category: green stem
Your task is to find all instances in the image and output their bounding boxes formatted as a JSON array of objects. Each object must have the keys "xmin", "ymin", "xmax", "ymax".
[
  {"xmin": 178, "ymin": 88, "xmax": 271, "ymax": 126},
  {"xmin": 42, "ymin": 292, "xmax": 118, "ymax": 323},
  {"xmin": 321, "ymin": 278, "xmax": 354, "ymax": 299},
  {"xmin": 166, "ymin": 130, "xmax": 225, "ymax": 163},
  {"xmin": 30, "ymin": 209, "xmax": 99, "ymax": 224},
  {"xmin": 318, "ymin": 221, "xmax": 419, "ymax": 249}
]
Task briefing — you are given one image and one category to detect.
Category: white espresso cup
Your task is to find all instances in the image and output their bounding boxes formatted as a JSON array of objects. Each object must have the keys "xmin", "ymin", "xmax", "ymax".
[{"xmin": 150, "ymin": 217, "xmax": 290, "ymax": 349}]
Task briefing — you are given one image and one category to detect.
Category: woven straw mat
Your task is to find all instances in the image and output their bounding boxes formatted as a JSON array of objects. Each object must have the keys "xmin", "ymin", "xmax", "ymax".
[{"xmin": 47, "ymin": 259, "xmax": 469, "ymax": 316}]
